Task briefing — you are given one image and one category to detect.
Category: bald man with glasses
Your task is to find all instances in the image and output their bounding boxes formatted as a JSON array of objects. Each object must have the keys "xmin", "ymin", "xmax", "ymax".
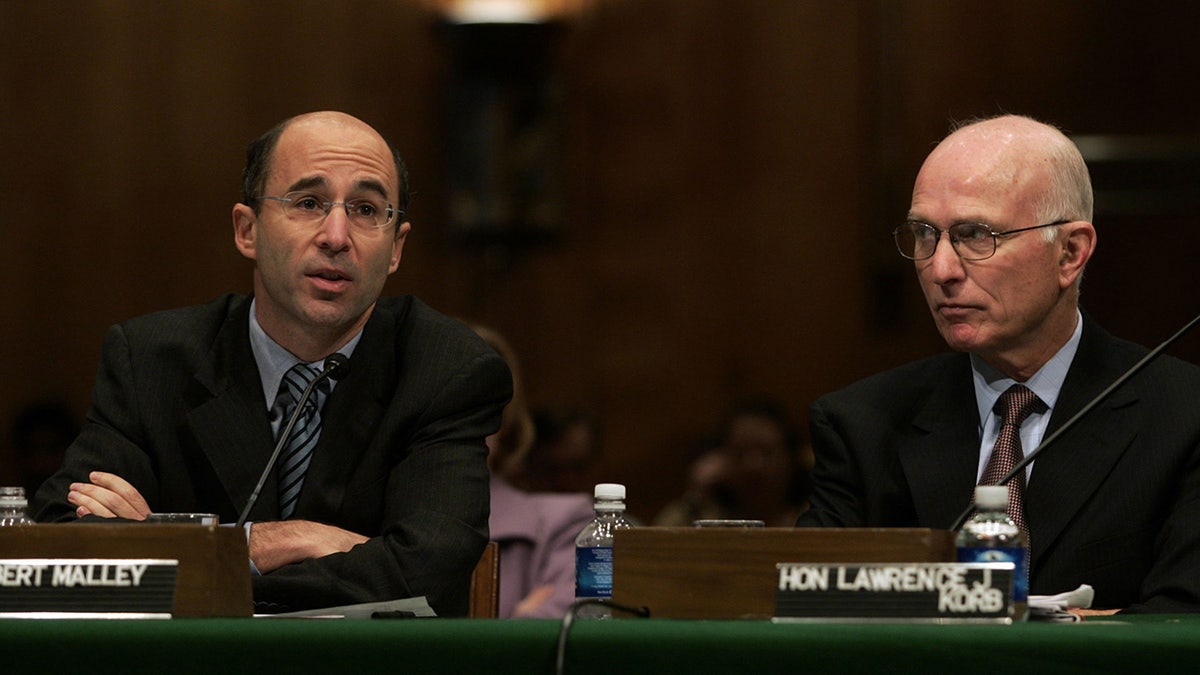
[
  {"xmin": 797, "ymin": 114, "xmax": 1200, "ymax": 613},
  {"xmin": 34, "ymin": 112, "xmax": 511, "ymax": 616}
]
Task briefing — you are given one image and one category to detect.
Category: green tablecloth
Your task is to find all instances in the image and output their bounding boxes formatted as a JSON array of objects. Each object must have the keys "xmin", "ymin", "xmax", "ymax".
[{"xmin": 4, "ymin": 615, "xmax": 1197, "ymax": 674}]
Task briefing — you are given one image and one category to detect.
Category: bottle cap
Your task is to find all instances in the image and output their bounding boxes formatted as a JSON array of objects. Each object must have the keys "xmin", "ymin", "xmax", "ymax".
[
  {"xmin": 594, "ymin": 483, "xmax": 626, "ymax": 501},
  {"xmin": 974, "ymin": 485, "xmax": 1009, "ymax": 510},
  {"xmin": 0, "ymin": 486, "xmax": 28, "ymax": 508}
]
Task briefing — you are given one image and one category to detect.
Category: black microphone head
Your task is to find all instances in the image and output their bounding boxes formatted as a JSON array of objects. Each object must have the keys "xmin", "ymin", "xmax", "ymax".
[{"xmin": 323, "ymin": 353, "xmax": 350, "ymax": 381}]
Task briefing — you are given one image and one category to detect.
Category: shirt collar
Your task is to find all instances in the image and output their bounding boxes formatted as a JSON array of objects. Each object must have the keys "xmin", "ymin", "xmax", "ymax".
[
  {"xmin": 971, "ymin": 308, "xmax": 1083, "ymax": 428},
  {"xmin": 248, "ymin": 297, "xmax": 363, "ymax": 409}
]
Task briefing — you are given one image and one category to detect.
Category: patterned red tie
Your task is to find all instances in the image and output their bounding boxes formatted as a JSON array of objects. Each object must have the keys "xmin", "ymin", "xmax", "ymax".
[{"xmin": 979, "ymin": 384, "xmax": 1046, "ymax": 544}]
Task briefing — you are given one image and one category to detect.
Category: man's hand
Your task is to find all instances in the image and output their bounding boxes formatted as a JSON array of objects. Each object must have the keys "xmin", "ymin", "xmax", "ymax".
[
  {"xmin": 67, "ymin": 471, "xmax": 151, "ymax": 520},
  {"xmin": 249, "ymin": 520, "xmax": 369, "ymax": 573}
]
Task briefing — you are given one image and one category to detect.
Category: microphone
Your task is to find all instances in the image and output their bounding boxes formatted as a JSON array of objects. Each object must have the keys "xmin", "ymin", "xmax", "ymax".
[
  {"xmin": 949, "ymin": 311, "xmax": 1200, "ymax": 531},
  {"xmin": 235, "ymin": 353, "xmax": 350, "ymax": 528}
]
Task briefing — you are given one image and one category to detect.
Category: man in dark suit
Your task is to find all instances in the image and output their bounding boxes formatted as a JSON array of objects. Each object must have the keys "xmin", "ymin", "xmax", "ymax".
[
  {"xmin": 798, "ymin": 114, "xmax": 1200, "ymax": 613},
  {"xmin": 32, "ymin": 111, "xmax": 512, "ymax": 616}
]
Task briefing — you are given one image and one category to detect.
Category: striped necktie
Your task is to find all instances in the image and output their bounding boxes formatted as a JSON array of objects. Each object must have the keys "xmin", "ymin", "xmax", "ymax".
[
  {"xmin": 276, "ymin": 363, "xmax": 325, "ymax": 520},
  {"xmin": 979, "ymin": 384, "xmax": 1046, "ymax": 544}
]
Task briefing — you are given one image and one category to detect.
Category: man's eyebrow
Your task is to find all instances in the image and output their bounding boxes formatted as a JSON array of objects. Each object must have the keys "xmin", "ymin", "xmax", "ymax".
[
  {"xmin": 285, "ymin": 176, "xmax": 328, "ymax": 193},
  {"xmin": 903, "ymin": 214, "xmax": 993, "ymax": 227},
  {"xmin": 355, "ymin": 179, "xmax": 390, "ymax": 201},
  {"xmin": 284, "ymin": 176, "xmax": 390, "ymax": 201}
]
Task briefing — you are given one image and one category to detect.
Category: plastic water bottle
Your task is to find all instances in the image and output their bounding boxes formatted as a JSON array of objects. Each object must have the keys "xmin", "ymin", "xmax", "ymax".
[
  {"xmin": 956, "ymin": 485, "xmax": 1027, "ymax": 621},
  {"xmin": 574, "ymin": 483, "xmax": 632, "ymax": 618},
  {"xmin": 0, "ymin": 486, "xmax": 34, "ymax": 526}
]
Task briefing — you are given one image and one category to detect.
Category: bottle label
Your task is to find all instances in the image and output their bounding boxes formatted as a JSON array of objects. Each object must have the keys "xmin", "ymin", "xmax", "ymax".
[
  {"xmin": 956, "ymin": 546, "xmax": 1028, "ymax": 603},
  {"xmin": 575, "ymin": 546, "xmax": 614, "ymax": 599}
]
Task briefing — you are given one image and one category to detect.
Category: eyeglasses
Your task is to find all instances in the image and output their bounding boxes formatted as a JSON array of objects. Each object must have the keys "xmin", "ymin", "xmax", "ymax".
[
  {"xmin": 257, "ymin": 191, "xmax": 404, "ymax": 230},
  {"xmin": 892, "ymin": 219, "xmax": 1070, "ymax": 261}
]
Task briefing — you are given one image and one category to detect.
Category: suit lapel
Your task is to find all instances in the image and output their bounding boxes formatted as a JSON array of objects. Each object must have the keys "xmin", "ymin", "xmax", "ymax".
[
  {"xmin": 899, "ymin": 356, "xmax": 984, "ymax": 529},
  {"xmin": 185, "ymin": 297, "xmax": 279, "ymax": 521},
  {"xmin": 1026, "ymin": 317, "xmax": 1140, "ymax": 560},
  {"xmin": 294, "ymin": 302, "xmax": 400, "ymax": 519}
]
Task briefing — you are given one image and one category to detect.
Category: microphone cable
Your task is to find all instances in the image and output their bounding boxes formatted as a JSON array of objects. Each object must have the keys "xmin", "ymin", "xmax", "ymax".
[{"xmin": 554, "ymin": 598, "xmax": 650, "ymax": 675}]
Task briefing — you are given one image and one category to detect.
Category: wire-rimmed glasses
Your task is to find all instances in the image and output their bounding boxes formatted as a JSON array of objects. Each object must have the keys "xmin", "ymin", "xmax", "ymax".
[
  {"xmin": 893, "ymin": 219, "xmax": 1070, "ymax": 261},
  {"xmin": 257, "ymin": 191, "xmax": 404, "ymax": 230}
]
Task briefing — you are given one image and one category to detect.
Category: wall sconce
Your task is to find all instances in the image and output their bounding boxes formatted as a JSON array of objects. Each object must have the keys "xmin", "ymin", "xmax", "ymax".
[
  {"xmin": 432, "ymin": 0, "xmax": 591, "ymax": 250},
  {"xmin": 432, "ymin": 0, "xmax": 593, "ymax": 24}
]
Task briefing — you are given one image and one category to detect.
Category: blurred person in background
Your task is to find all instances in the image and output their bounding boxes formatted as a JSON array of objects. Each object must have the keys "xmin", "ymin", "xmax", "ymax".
[
  {"xmin": 655, "ymin": 398, "xmax": 812, "ymax": 528},
  {"xmin": 471, "ymin": 325, "xmax": 594, "ymax": 618},
  {"xmin": 517, "ymin": 406, "xmax": 602, "ymax": 494}
]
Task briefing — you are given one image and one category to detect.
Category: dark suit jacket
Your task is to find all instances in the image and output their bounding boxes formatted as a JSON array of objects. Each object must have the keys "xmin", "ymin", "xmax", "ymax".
[
  {"xmin": 32, "ymin": 293, "xmax": 511, "ymax": 616},
  {"xmin": 798, "ymin": 315, "xmax": 1200, "ymax": 612}
]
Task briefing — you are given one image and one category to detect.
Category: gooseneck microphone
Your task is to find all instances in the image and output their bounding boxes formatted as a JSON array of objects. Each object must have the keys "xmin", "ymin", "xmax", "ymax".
[
  {"xmin": 235, "ymin": 353, "xmax": 350, "ymax": 529},
  {"xmin": 949, "ymin": 311, "xmax": 1200, "ymax": 531}
]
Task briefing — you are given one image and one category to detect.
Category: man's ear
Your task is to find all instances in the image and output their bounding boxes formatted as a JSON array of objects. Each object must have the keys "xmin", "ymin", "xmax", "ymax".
[
  {"xmin": 1058, "ymin": 220, "xmax": 1096, "ymax": 289},
  {"xmin": 388, "ymin": 221, "xmax": 412, "ymax": 274},
  {"xmin": 233, "ymin": 203, "xmax": 258, "ymax": 261}
]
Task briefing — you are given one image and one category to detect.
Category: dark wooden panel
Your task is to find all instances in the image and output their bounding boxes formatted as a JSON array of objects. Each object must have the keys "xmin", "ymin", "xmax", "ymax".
[{"xmin": 1, "ymin": 1, "xmax": 1197, "ymax": 521}]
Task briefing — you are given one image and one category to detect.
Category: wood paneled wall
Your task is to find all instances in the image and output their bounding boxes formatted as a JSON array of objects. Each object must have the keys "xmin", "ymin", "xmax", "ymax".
[{"xmin": 2, "ymin": 0, "xmax": 1197, "ymax": 520}]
